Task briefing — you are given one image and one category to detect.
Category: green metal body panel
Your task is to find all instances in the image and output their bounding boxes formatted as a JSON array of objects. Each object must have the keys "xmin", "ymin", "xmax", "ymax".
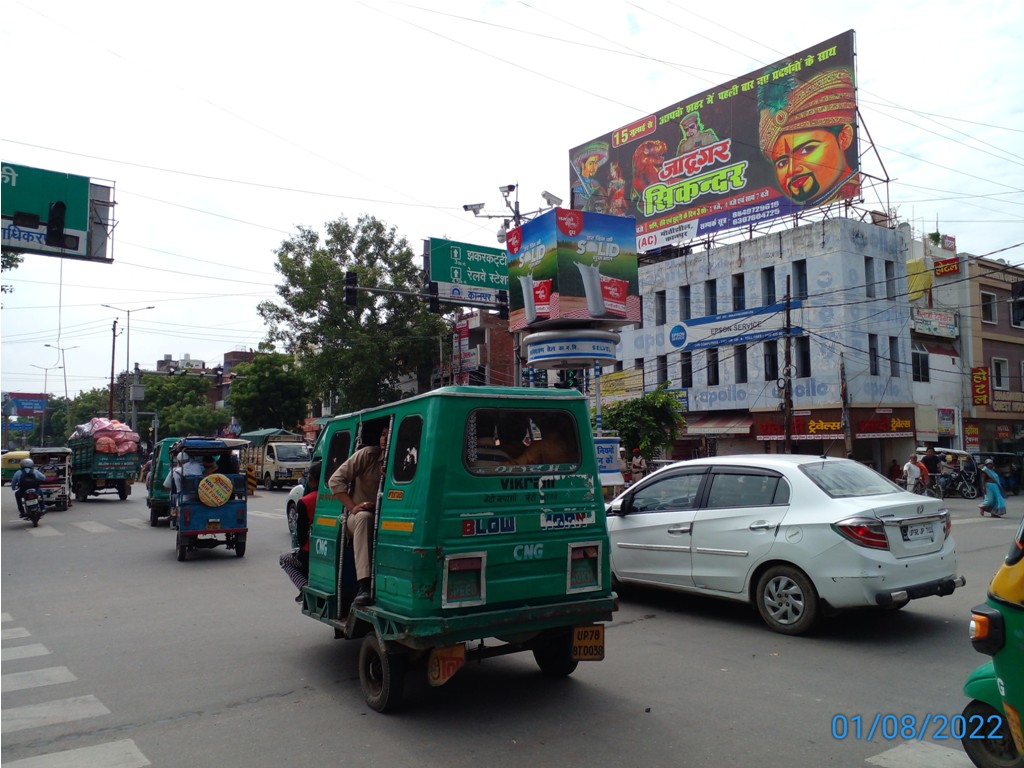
[
  {"xmin": 306, "ymin": 386, "xmax": 615, "ymax": 647},
  {"xmin": 69, "ymin": 437, "xmax": 140, "ymax": 481},
  {"xmin": 146, "ymin": 437, "xmax": 182, "ymax": 511}
]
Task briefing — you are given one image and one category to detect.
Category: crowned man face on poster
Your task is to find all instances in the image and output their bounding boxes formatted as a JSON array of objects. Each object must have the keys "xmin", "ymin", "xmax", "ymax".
[{"xmin": 758, "ymin": 67, "xmax": 860, "ymax": 208}]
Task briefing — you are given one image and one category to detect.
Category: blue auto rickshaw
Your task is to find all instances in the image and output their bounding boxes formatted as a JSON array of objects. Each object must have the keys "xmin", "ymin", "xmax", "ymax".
[{"xmin": 168, "ymin": 438, "xmax": 249, "ymax": 562}]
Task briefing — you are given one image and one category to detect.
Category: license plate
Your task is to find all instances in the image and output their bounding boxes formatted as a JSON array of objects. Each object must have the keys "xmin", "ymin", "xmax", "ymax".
[
  {"xmin": 207, "ymin": 519, "xmax": 221, "ymax": 529},
  {"xmin": 572, "ymin": 625, "xmax": 605, "ymax": 661},
  {"xmin": 903, "ymin": 523, "xmax": 932, "ymax": 541}
]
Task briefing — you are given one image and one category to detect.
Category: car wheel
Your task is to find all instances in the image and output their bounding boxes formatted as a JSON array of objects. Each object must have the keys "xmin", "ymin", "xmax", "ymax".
[
  {"xmin": 961, "ymin": 700, "xmax": 1023, "ymax": 768},
  {"xmin": 755, "ymin": 565, "xmax": 819, "ymax": 635},
  {"xmin": 286, "ymin": 501, "xmax": 298, "ymax": 537},
  {"xmin": 359, "ymin": 634, "xmax": 407, "ymax": 713}
]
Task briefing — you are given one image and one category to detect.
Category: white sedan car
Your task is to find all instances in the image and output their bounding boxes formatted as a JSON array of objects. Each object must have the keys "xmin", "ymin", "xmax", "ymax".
[{"xmin": 606, "ymin": 455, "xmax": 965, "ymax": 635}]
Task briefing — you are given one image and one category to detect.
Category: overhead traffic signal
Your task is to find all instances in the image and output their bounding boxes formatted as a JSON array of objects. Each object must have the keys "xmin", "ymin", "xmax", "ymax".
[
  {"xmin": 45, "ymin": 201, "xmax": 67, "ymax": 247},
  {"xmin": 496, "ymin": 290, "xmax": 509, "ymax": 320},
  {"xmin": 427, "ymin": 282, "xmax": 440, "ymax": 313},
  {"xmin": 344, "ymin": 271, "xmax": 358, "ymax": 306}
]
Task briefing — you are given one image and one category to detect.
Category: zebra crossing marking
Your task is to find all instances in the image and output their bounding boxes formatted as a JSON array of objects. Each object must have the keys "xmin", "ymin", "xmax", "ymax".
[
  {"xmin": 1, "ymin": 694, "xmax": 110, "ymax": 734},
  {"xmin": 2, "ymin": 738, "xmax": 150, "ymax": 768},
  {"xmin": 2, "ymin": 666, "xmax": 77, "ymax": 693},
  {"xmin": 2, "ymin": 643, "xmax": 51, "ymax": 662}
]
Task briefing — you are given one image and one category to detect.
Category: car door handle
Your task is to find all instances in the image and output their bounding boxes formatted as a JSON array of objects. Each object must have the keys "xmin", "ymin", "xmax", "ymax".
[
  {"xmin": 667, "ymin": 525, "xmax": 691, "ymax": 535},
  {"xmin": 748, "ymin": 521, "xmax": 775, "ymax": 531}
]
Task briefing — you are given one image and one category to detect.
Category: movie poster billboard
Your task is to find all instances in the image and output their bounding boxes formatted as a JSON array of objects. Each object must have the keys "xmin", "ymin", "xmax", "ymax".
[
  {"xmin": 506, "ymin": 208, "xmax": 639, "ymax": 332},
  {"xmin": 568, "ymin": 31, "xmax": 858, "ymax": 251}
]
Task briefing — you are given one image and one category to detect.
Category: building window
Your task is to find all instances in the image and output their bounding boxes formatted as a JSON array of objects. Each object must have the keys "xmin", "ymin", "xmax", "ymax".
[
  {"xmin": 761, "ymin": 267, "xmax": 776, "ymax": 306},
  {"xmin": 981, "ymin": 291, "xmax": 997, "ymax": 324},
  {"xmin": 656, "ymin": 354, "xmax": 668, "ymax": 385},
  {"xmin": 889, "ymin": 336, "xmax": 900, "ymax": 377},
  {"xmin": 732, "ymin": 274, "xmax": 745, "ymax": 311},
  {"xmin": 993, "ymin": 357, "xmax": 1009, "ymax": 390},
  {"xmin": 680, "ymin": 351, "xmax": 693, "ymax": 388},
  {"xmin": 679, "ymin": 285, "xmax": 691, "ymax": 321},
  {"xmin": 704, "ymin": 279, "xmax": 717, "ymax": 316},
  {"xmin": 707, "ymin": 348, "xmax": 720, "ymax": 386},
  {"xmin": 763, "ymin": 340, "xmax": 779, "ymax": 381},
  {"xmin": 654, "ymin": 290, "xmax": 666, "ymax": 326},
  {"xmin": 795, "ymin": 336, "xmax": 811, "ymax": 378},
  {"xmin": 634, "ymin": 358, "xmax": 644, "ymax": 390},
  {"xmin": 884, "ymin": 261, "xmax": 895, "ymax": 300},
  {"xmin": 868, "ymin": 334, "xmax": 879, "ymax": 376},
  {"xmin": 792, "ymin": 259, "xmax": 808, "ymax": 300},
  {"xmin": 735, "ymin": 344, "xmax": 748, "ymax": 384},
  {"xmin": 865, "ymin": 257, "xmax": 876, "ymax": 298},
  {"xmin": 912, "ymin": 343, "xmax": 930, "ymax": 382}
]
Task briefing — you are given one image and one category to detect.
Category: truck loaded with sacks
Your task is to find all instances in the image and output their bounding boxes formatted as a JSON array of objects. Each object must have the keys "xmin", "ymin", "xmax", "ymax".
[{"xmin": 68, "ymin": 417, "xmax": 142, "ymax": 501}]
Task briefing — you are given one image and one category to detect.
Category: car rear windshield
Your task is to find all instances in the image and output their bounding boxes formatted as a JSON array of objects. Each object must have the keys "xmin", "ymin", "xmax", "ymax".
[
  {"xmin": 465, "ymin": 408, "xmax": 580, "ymax": 475},
  {"xmin": 800, "ymin": 460, "xmax": 900, "ymax": 499}
]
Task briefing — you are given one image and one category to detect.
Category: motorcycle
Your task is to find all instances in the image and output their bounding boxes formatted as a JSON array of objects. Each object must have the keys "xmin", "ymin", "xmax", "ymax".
[
  {"xmin": 938, "ymin": 469, "xmax": 980, "ymax": 500},
  {"xmin": 22, "ymin": 486, "xmax": 44, "ymax": 527}
]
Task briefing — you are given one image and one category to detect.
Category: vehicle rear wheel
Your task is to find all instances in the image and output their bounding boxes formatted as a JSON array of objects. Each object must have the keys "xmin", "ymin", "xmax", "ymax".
[
  {"xmin": 117, "ymin": 481, "xmax": 129, "ymax": 500},
  {"xmin": 149, "ymin": 503, "xmax": 162, "ymax": 527},
  {"xmin": 75, "ymin": 482, "xmax": 89, "ymax": 502},
  {"xmin": 961, "ymin": 700, "xmax": 1023, "ymax": 768},
  {"xmin": 755, "ymin": 565, "xmax": 820, "ymax": 635},
  {"xmin": 234, "ymin": 534, "xmax": 246, "ymax": 558},
  {"xmin": 960, "ymin": 483, "xmax": 980, "ymax": 500},
  {"xmin": 176, "ymin": 533, "xmax": 187, "ymax": 562},
  {"xmin": 532, "ymin": 630, "xmax": 579, "ymax": 677},
  {"xmin": 359, "ymin": 634, "xmax": 406, "ymax": 713}
]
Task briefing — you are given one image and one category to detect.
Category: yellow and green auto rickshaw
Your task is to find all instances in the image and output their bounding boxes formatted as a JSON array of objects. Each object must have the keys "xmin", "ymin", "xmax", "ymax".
[
  {"xmin": 963, "ymin": 516, "xmax": 1024, "ymax": 768},
  {"xmin": 299, "ymin": 386, "xmax": 617, "ymax": 712}
]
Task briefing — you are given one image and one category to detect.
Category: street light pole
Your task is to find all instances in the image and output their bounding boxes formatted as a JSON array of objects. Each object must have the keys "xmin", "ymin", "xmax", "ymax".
[
  {"xmin": 30, "ymin": 363, "xmax": 63, "ymax": 445},
  {"xmin": 45, "ymin": 343, "xmax": 80, "ymax": 427},
  {"xmin": 101, "ymin": 304, "xmax": 154, "ymax": 429}
]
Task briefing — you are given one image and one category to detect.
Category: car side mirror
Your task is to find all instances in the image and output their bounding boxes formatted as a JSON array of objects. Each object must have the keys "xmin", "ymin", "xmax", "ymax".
[{"xmin": 607, "ymin": 497, "xmax": 630, "ymax": 516}]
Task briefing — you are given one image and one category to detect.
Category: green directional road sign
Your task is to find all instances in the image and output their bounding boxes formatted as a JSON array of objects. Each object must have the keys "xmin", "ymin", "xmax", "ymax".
[
  {"xmin": 428, "ymin": 237, "xmax": 508, "ymax": 306},
  {"xmin": 2, "ymin": 162, "xmax": 91, "ymax": 258}
]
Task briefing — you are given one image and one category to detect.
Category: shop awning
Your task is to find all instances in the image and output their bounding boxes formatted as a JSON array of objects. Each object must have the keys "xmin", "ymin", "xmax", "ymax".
[{"xmin": 684, "ymin": 414, "xmax": 753, "ymax": 436}]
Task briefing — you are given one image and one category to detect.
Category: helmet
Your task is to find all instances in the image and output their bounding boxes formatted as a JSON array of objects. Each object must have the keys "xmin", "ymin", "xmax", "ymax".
[
  {"xmin": 177, "ymin": 451, "xmax": 189, "ymax": 463},
  {"xmin": 946, "ymin": 455, "xmax": 953, "ymax": 462},
  {"xmin": 20, "ymin": 458, "xmax": 33, "ymax": 468}
]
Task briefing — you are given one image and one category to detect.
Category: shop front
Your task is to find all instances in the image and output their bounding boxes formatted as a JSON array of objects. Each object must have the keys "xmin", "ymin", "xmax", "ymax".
[{"xmin": 751, "ymin": 407, "xmax": 916, "ymax": 471}]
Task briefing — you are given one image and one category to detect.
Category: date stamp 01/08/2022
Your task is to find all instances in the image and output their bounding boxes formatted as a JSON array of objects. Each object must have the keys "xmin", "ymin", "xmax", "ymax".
[{"xmin": 831, "ymin": 713, "xmax": 1008, "ymax": 742}]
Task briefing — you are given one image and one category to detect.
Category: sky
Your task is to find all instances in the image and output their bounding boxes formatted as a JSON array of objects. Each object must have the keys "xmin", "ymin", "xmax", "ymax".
[{"xmin": 2, "ymin": 0, "xmax": 1022, "ymax": 404}]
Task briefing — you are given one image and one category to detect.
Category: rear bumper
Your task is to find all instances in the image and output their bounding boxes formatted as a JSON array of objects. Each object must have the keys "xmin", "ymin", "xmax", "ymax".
[{"xmin": 875, "ymin": 575, "xmax": 966, "ymax": 606}]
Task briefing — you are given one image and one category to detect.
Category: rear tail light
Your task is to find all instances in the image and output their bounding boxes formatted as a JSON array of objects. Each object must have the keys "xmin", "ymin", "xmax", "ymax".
[
  {"xmin": 831, "ymin": 518, "xmax": 889, "ymax": 550},
  {"xmin": 943, "ymin": 513, "xmax": 952, "ymax": 540},
  {"xmin": 568, "ymin": 543, "xmax": 602, "ymax": 593},
  {"xmin": 183, "ymin": 507, "xmax": 191, "ymax": 527},
  {"xmin": 442, "ymin": 553, "xmax": 486, "ymax": 608}
]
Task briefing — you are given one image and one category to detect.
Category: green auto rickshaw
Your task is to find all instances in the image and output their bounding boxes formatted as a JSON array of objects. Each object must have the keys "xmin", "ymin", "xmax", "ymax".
[
  {"xmin": 299, "ymin": 386, "xmax": 617, "ymax": 712},
  {"xmin": 963, "ymin": 516, "xmax": 1024, "ymax": 767}
]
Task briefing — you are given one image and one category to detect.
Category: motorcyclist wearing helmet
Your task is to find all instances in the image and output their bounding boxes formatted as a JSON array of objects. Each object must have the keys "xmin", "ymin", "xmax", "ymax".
[{"xmin": 11, "ymin": 458, "xmax": 46, "ymax": 519}]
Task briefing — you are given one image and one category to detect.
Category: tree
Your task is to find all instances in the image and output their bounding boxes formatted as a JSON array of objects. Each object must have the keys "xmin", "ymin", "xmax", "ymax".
[
  {"xmin": 1, "ymin": 249, "xmax": 24, "ymax": 296},
  {"xmin": 137, "ymin": 373, "xmax": 229, "ymax": 438},
  {"xmin": 601, "ymin": 384, "xmax": 685, "ymax": 459},
  {"xmin": 258, "ymin": 214, "xmax": 450, "ymax": 413},
  {"xmin": 227, "ymin": 350, "xmax": 309, "ymax": 431}
]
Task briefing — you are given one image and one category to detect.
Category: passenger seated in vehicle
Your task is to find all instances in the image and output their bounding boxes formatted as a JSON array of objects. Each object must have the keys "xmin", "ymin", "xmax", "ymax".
[
  {"xmin": 201, "ymin": 456, "xmax": 218, "ymax": 476},
  {"xmin": 504, "ymin": 415, "xmax": 577, "ymax": 466}
]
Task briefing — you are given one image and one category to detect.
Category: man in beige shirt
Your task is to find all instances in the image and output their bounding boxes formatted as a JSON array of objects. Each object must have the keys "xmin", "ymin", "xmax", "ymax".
[{"xmin": 327, "ymin": 427, "xmax": 388, "ymax": 606}]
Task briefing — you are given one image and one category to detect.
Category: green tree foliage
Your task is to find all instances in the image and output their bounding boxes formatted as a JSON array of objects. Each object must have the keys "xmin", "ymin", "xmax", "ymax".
[
  {"xmin": 257, "ymin": 215, "xmax": 450, "ymax": 413},
  {"xmin": 600, "ymin": 384, "xmax": 685, "ymax": 459},
  {"xmin": 137, "ymin": 373, "xmax": 229, "ymax": 438},
  {"xmin": 227, "ymin": 351, "xmax": 309, "ymax": 431},
  {"xmin": 1, "ymin": 249, "xmax": 24, "ymax": 295}
]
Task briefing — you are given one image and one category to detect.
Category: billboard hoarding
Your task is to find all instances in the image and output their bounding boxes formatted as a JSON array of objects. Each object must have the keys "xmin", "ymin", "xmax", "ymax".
[
  {"xmin": 506, "ymin": 208, "xmax": 639, "ymax": 332},
  {"xmin": 6, "ymin": 393, "xmax": 49, "ymax": 416},
  {"xmin": 568, "ymin": 31, "xmax": 858, "ymax": 250}
]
